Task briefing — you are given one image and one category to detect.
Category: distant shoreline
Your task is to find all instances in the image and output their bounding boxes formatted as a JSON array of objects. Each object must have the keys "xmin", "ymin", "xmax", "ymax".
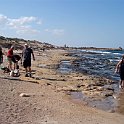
[
  {"xmin": 63, "ymin": 47, "xmax": 123, "ymax": 51},
  {"xmin": 0, "ymin": 35, "xmax": 123, "ymax": 51}
]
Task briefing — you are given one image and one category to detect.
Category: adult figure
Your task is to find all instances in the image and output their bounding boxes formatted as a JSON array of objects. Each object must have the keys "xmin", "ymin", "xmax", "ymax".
[
  {"xmin": 0, "ymin": 46, "xmax": 3, "ymax": 67},
  {"xmin": 22, "ymin": 44, "xmax": 35, "ymax": 77},
  {"xmin": 7, "ymin": 45, "xmax": 14, "ymax": 71},
  {"xmin": 115, "ymin": 55, "xmax": 124, "ymax": 88}
]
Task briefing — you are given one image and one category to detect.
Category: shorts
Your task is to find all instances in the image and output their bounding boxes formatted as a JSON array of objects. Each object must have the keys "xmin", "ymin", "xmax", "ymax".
[
  {"xmin": 23, "ymin": 59, "xmax": 31, "ymax": 68},
  {"xmin": 120, "ymin": 72, "xmax": 124, "ymax": 80}
]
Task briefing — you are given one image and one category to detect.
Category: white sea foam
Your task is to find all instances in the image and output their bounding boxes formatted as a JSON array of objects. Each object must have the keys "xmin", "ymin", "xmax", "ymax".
[
  {"xmin": 84, "ymin": 50, "xmax": 111, "ymax": 54},
  {"xmin": 113, "ymin": 53, "xmax": 122, "ymax": 55}
]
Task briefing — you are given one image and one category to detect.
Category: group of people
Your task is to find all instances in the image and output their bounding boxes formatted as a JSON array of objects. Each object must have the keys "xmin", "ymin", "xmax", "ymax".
[
  {"xmin": 0, "ymin": 43, "xmax": 124, "ymax": 88},
  {"xmin": 0, "ymin": 43, "xmax": 35, "ymax": 77}
]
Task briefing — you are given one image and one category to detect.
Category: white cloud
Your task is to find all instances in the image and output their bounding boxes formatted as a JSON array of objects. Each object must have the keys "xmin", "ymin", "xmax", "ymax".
[
  {"xmin": 16, "ymin": 25, "xmax": 40, "ymax": 35},
  {"xmin": 0, "ymin": 14, "xmax": 8, "ymax": 25},
  {"xmin": 45, "ymin": 28, "xmax": 64, "ymax": 36},
  {"xmin": 0, "ymin": 14, "xmax": 64, "ymax": 38},
  {"xmin": 8, "ymin": 16, "xmax": 36, "ymax": 26},
  {"xmin": 0, "ymin": 14, "xmax": 42, "ymax": 35}
]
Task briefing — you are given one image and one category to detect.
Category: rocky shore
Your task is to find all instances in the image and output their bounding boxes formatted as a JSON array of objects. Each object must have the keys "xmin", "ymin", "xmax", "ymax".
[{"xmin": 0, "ymin": 48, "xmax": 124, "ymax": 124}]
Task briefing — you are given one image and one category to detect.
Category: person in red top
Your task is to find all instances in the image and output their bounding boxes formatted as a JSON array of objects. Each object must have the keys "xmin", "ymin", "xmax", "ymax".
[{"xmin": 7, "ymin": 45, "xmax": 14, "ymax": 71}]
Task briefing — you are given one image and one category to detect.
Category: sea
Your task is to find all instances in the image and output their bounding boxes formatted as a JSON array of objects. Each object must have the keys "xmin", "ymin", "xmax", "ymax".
[
  {"xmin": 59, "ymin": 49, "xmax": 124, "ymax": 81},
  {"xmin": 58, "ymin": 49, "xmax": 124, "ymax": 114}
]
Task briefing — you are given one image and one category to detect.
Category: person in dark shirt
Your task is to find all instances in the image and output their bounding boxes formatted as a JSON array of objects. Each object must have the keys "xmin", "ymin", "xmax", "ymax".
[
  {"xmin": 0, "ymin": 46, "xmax": 3, "ymax": 66},
  {"xmin": 115, "ymin": 55, "xmax": 124, "ymax": 89},
  {"xmin": 22, "ymin": 44, "xmax": 35, "ymax": 77}
]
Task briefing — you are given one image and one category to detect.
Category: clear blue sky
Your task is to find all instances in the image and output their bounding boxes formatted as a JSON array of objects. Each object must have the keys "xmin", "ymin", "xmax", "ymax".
[{"xmin": 0, "ymin": 0, "xmax": 124, "ymax": 48}]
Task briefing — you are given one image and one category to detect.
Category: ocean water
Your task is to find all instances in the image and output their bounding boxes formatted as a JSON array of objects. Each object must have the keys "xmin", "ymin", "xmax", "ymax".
[
  {"xmin": 70, "ymin": 49, "xmax": 124, "ymax": 81},
  {"xmin": 58, "ymin": 49, "xmax": 124, "ymax": 81},
  {"xmin": 58, "ymin": 49, "xmax": 124, "ymax": 114}
]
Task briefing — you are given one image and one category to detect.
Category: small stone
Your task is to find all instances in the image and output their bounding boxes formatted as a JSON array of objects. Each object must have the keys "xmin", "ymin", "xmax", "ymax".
[
  {"xmin": 46, "ymin": 83, "xmax": 51, "ymax": 85},
  {"xmin": 19, "ymin": 93, "xmax": 30, "ymax": 97}
]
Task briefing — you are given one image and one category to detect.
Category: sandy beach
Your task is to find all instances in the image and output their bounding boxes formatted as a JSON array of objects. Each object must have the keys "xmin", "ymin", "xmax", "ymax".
[{"xmin": 0, "ymin": 49, "xmax": 124, "ymax": 124}]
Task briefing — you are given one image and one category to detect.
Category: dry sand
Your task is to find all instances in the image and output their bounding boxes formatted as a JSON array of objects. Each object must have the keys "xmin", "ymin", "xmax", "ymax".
[{"xmin": 0, "ymin": 49, "xmax": 124, "ymax": 124}]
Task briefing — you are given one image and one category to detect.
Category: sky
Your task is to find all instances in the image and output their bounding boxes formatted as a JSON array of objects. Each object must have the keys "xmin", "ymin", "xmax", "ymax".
[{"xmin": 0, "ymin": 0, "xmax": 124, "ymax": 48}]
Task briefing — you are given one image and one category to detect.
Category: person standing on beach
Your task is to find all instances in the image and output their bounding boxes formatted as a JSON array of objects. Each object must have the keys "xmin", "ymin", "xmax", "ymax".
[
  {"xmin": 7, "ymin": 45, "xmax": 14, "ymax": 71},
  {"xmin": 115, "ymin": 55, "xmax": 124, "ymax": 89},
  {"xmin": 0, "ymin": 46, "xmax": 3, "ymax": 67},
  {"xmin": 22, "ymin": 44, "xmax": 35, "ymax": 77}
]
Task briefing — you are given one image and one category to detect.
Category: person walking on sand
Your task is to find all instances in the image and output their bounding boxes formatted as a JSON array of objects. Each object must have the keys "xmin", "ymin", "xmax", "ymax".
[
  {"xmin": 22, "ymin": 44, "xmax": 35, "ymax": 77},
  {"xmin": 7, "ymin": 45, "xmax": 14, "ymax": 71},
  {"xmin": 115, "ymin": 55, "xmax": 124, "ymax": 89}
]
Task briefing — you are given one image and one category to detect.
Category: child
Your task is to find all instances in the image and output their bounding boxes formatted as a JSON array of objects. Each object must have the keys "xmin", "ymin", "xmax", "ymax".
[
  {"xmin": 10, "ymin": 54, "xmax": 21, "ymax": 77},
  {"xmin": 11, "ymin": 54, "xmax": 21, "ymax": 70}
]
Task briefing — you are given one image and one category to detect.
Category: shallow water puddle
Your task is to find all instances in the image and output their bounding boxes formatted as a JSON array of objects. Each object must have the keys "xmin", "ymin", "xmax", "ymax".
[
  {"xmin": 58, "ymin": 58, "xmax": 124, "ymax": 115},
  {"xmin": 58, "ymin": 60, "xmax": 72, "ymax": 74},
  {"xmin": 70, "ymin": 91, "xmax": 118, "ymax": 113}
]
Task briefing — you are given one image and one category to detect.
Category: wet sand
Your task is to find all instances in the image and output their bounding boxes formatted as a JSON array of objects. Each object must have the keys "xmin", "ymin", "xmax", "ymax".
[
  {"xmin": 0, "ymin": 49, "xmax": 124, "ymax": 124},
  {"xmin": 117, "ymin": 89, "xmax": 124, "ymax": 114}
]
